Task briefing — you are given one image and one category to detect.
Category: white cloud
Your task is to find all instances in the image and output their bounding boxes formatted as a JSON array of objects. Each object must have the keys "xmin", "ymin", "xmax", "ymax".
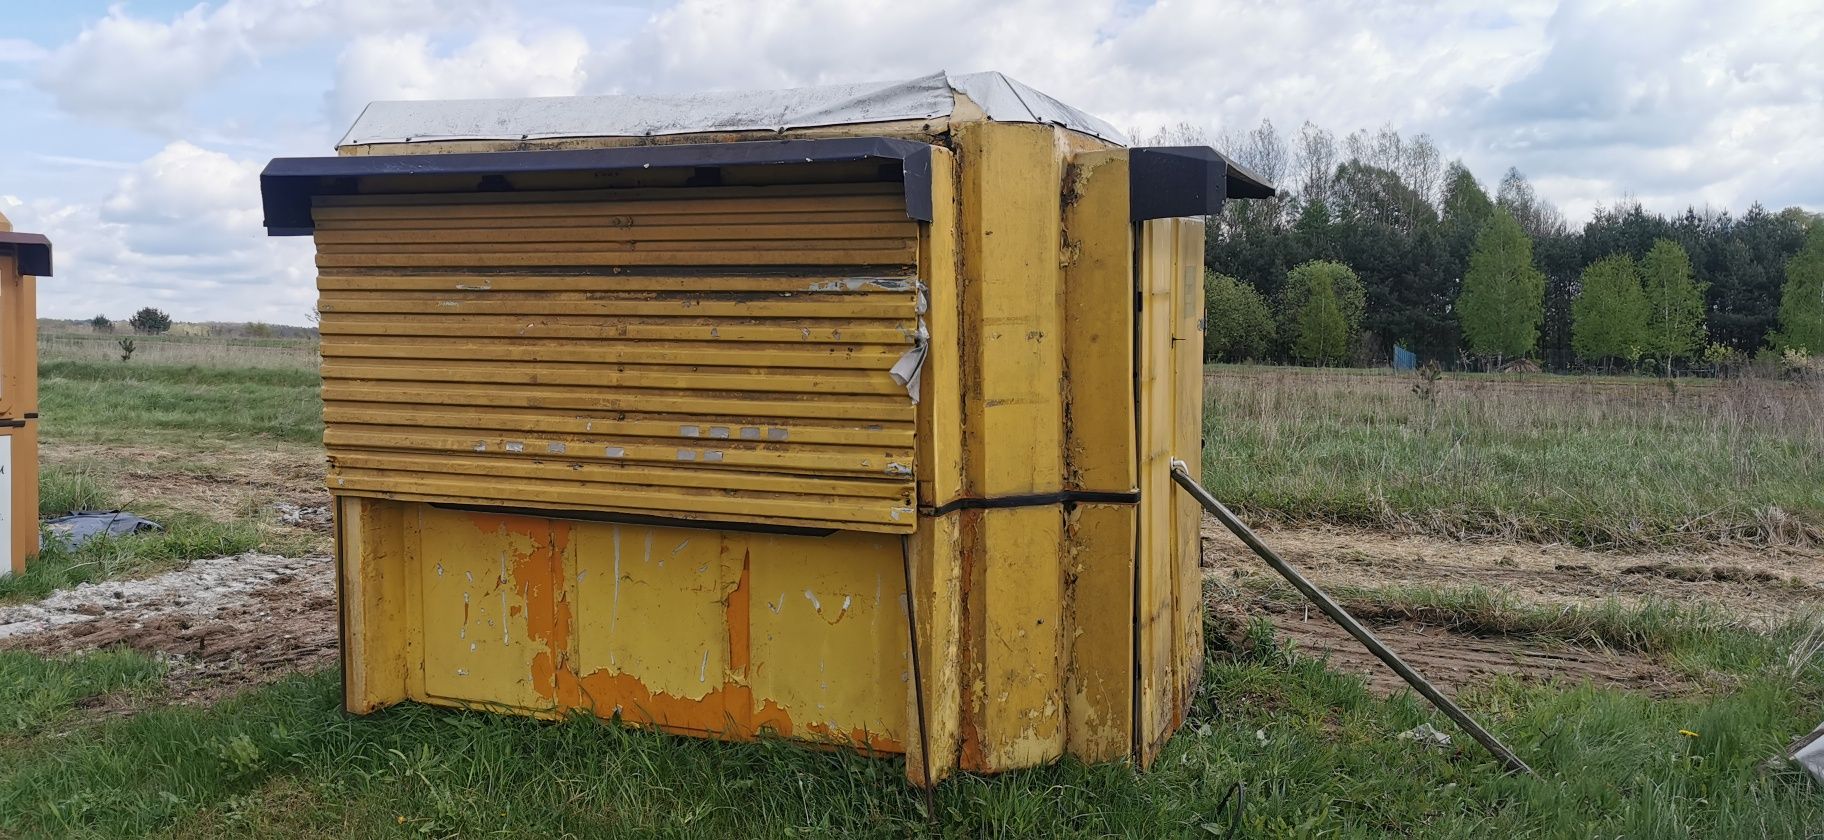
[
  {"xmin": 328, "ymin": 29, "xmax": 591, "ymax": 127},
  {"xmin": 14, "ymin": 0, "xmax": 1824, "ymax": 327},
  {"xmin": 1462, "ymin": 0, "xmax": 1824, "ymax": 217},
  {"xmin": 0, "ymin": 38, "xmax": 49, "ymax": 64},
  {"xmin": 16, "ymin": 142, "xmax": 316, "ymax": 325},
  {"xmin": 37, "ymin": 0, "xmax": 497, "ymax": 128}
]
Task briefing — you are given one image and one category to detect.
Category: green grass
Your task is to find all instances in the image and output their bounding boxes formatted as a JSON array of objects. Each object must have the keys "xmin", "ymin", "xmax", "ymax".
[
  {"xmin": 0, "ymin": 604, "xmax": 1816, "ymax": 839},
  {"xmin": 1202, "ymin": 365, "xmax": 1824, "ymax": 547},
  {"xmin": 39, "ymin": 360, "xmax": 321, "ymax": 445},
  {"xmin": 0, "ymin": 511, "xmax": 286, "ymax": 604},
  {"xmin": 0, "ymin": 650, "xmax": 166, "ymax": 737},
  {"xmin": 39, "ymin": 465, "xmax": 117, "ymax": 515}
]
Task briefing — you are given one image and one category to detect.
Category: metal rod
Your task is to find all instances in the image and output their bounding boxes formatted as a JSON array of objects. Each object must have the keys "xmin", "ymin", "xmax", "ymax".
[
  {"xmin": 1169, "ymin": 460, "xmax": 1536, "ymax": 777},
  {"xmin": 899, "ymin": 536, "xmax": 938, "ymax": 795}
]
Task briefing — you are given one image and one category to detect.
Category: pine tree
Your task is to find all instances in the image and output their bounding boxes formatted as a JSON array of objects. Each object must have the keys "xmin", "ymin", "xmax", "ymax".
[
  {"xmin": 1639, "ymin": 238, "xmax": 1706, "ymax": 371},
  {"xmin": 1572, "ymin": 255, "xmax": 1649, "ymax": 367},
  {"xmin": 1457, "ymin": 211, "xmax": 1545, "ymax": 364},
  {"xmin": 1771, "ymin": 224, "xmax": 1824, "ymax": 353},
  {"xmin": 128, "ymin": 307, "xmax": 173, "ymax": 335}
]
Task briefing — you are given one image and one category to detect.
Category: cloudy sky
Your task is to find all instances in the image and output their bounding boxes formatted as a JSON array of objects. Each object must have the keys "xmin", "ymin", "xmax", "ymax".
[{"xmin": 1, "ymin": 0, "xmax": 1818, "ymax": 326}]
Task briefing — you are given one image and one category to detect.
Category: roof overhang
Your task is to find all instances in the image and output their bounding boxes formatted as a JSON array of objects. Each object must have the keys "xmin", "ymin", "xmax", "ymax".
[
  {"xmin": 0, "ymin": 232, "xmax": 52, "ymax": 276},
  {"xmin": 261, "ymin": 137, "xmax": 936, "ymax": 235},
  {"xmin": 1129, "ymin": 146, "xmax": 1278, "ymax": 221}
]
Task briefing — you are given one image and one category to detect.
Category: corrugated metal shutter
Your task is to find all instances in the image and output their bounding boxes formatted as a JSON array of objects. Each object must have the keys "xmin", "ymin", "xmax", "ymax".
[{"xmin": 313, "ymin": 182, "xmax": 921, "ymax": 533}]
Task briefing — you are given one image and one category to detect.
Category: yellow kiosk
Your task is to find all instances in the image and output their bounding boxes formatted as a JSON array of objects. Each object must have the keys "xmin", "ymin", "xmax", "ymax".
[
  {"xmin": 0, "ymin": 210, "xmax": 47, "ymax": 577},
  {"xmin": 261, "ymin": 72, "xmax": 1272, "ymax": 782}
]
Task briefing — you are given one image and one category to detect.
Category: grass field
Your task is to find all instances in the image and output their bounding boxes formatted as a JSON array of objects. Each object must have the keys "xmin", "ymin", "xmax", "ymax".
[
  {"xmin": 1, "ymin": 342, "xmax": 1820, "ymax": 837},
  {"xmin": 1, "ymin": 601, "xmax": 1819, "ymax": 837},
  {"xmin": 1202, "ymin": 365, "xmax": 1824, "ymax": 548}
]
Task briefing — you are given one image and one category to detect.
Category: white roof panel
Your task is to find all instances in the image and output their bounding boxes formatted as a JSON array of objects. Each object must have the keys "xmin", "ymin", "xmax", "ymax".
[{"xmin": 338, "ymin": 71, "xmax": 1128, "ymax": 148}]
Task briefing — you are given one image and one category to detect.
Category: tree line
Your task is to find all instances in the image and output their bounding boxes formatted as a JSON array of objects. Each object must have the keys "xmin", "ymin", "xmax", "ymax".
[{"xmin": 1187, "ymin": 121, "xmax": 1824, "ymax": 371}]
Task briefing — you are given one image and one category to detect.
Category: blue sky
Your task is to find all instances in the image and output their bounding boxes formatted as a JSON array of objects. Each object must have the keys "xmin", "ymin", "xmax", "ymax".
[{"xmin": 2, "ymin": 0, "xmax": 1819, "ymax": 325}]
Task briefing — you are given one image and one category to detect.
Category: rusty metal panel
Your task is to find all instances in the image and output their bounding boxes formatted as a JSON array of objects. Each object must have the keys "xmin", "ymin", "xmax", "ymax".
[
  {"xmin": 353, "ymin": 500, "xmax": 911, "ymax": 748},
  {"xmin": 314, "ymin": 182, "xmax": 921, "ymax": 533}
]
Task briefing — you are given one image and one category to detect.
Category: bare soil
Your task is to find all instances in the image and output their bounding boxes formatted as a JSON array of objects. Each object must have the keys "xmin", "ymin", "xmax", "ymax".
[
  {"xmin": 43, "ymin": 441, "xmax": 332, "ymax": 539},
  {"xmin": 1202, "ymin": 518, "xmax": 1824, "ymax": 627},
  {"xmin": 0, "ymin": 553, "xmax": 337, "ymax": 705},
  {"xmin": 1199, "ymin": 516, "xmax": 1822, "ymax": 697},
  {"xmin": 1211, "ymin": 598, "xmax": 1694, "ymax": 698}
]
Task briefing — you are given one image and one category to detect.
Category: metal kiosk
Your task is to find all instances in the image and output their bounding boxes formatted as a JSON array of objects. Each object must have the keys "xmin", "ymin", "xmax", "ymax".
[
  {"xmin": 0, "ymin": 210, "xmax": 48, "ymax": 577},
  {"xmin": 261, "ymin": 72, "xmax": 1273, "ymax": 783}
]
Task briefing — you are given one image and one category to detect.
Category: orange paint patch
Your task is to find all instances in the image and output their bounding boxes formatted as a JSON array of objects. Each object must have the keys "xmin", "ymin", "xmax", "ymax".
[
  {"xmin": 442, "ymin": 513, "xmax": 905, "ymax": 755},
  {"xmin": 470, "ymin": 511, "xmax": 575, "ymax": 704},
  {"xmin": 568, "ymin": 667, "xmax": 902, "ymax": 753}
]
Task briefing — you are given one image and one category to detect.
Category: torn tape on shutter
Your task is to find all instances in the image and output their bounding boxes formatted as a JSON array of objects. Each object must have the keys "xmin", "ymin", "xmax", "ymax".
[{"xmin": 891, "ymin": 283, "xmax": 930, "ymax": 403}]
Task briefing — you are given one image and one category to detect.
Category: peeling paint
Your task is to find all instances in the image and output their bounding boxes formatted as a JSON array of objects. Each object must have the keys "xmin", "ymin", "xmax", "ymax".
[
  {"xmin": 609, "ymin": 526, "xmax": 622, "ymax": 640},
  {"xmin": 807, "ymin": 276, "xmax": 913, "ymax": 292},
  {"xmin": 472, "ymin": 441, "xmax": 488, "ymax": 452}
]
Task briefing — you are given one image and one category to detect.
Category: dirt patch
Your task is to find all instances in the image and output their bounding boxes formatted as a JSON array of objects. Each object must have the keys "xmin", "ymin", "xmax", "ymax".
[
  {"xmin": 43, "ymin": 440, "xmax": 331, "ymax": 535},
  {"xmin": 0, "ymin": 553, "xmax": 337, "ymax": 704},
  {"xmin": 1202, "ymin": 518, "xmax": 1824, "ymax": 627},
  {"xmin": 1215, "ymin": 599, "xmax": 1692, "ymax": 698}
]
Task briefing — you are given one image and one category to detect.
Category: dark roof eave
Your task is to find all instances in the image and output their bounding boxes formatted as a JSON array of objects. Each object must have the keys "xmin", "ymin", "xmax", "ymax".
[
  {"xmin": 0, "ymin": 232, "xmax": 52, "ymax": 276},
  {"xmin": 1130, "ymin": 145, "xmax": 1278, "ymax": 220},
  {"xmin": 259, "ymin": 137, "xmax": 937, "ymax": 234}
]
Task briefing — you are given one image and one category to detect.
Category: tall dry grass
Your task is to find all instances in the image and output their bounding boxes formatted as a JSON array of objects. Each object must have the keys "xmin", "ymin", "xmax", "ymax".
[
  {"xmin": 1201, "ymin": 365, "xmax": 1824, "ymax": 547},
  {"xmin": 38, "ymin": 332, "xmax": 319, "ymax": 371}
]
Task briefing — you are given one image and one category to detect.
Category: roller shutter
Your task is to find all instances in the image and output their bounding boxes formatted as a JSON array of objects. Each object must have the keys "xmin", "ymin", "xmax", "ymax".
[{"xmin": 313, "ymin": 181, "xmax": 922, "ymax": 533}]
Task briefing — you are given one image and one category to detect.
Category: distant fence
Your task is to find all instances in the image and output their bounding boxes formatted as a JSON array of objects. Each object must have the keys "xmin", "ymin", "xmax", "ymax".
[{"xmin": 37, "ymin": 332, "xmax": 321, "ymax": 370}]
